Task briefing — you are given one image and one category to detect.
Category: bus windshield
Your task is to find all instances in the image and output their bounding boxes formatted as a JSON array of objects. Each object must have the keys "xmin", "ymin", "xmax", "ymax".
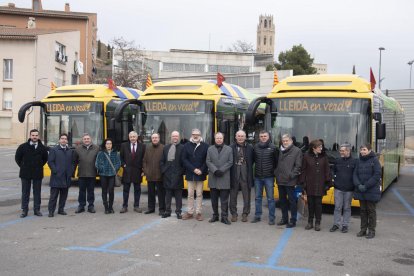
[
  {"xmin": 43, "ymin": 102, "xmax": 104, "ymax": 147},
  {"xmin": 270, "ymin": 98, "xmax": 371, "ymax": 159},
  {"xmin": 142, "ymin": 100, "xmax": 214, "ymax": 145}
]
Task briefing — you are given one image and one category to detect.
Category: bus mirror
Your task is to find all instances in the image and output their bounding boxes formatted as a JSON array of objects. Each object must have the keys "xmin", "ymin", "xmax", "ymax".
[
  {"xmin": 373, "ymin": 112, "xmax": 382, "ymax": 123},
  {"xmin": 219, "ymin": 120, "xmax": 228, "ymax": 134},
  {"xmin": 18, "ymin": 101, "xmax": 47, "ymax": 123},
  {"xmin": 114, "ymin": 99, "xmax": 144, "ymax": 122},
  {"xmin": 246, "ymin": 97, "xmax": 269, "ymax": 124},
  {"xmin": 108, "ymin": 118, "xmax": 115, "ymax": 130},
  {"xmin": 376, "ymin": 122, "xmax": 386, "ymax": 139},
  {"xmin": 270, "ymin": 102, "xmax": 278, "ymax": 114}
]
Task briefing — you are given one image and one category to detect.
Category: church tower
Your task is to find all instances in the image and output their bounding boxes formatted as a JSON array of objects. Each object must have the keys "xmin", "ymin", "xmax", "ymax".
[{"xmin": 256, "ymin": 15, "xmax": 275, "ymax": 56}]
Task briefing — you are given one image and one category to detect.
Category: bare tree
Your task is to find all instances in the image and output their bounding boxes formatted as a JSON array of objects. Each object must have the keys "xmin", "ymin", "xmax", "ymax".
[
  {"xmin": 111, "ymin": 37, "xmax": 148, "ymax": 89},
  {"xmin": 227, "ymin": 40, "xmax": 254, "ymax": 53}
]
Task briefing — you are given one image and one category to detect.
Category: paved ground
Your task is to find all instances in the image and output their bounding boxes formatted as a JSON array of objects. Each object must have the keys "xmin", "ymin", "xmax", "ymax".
[{"xmin": 1, "ymin": 146, "xmax": 414, "ymax": 276}]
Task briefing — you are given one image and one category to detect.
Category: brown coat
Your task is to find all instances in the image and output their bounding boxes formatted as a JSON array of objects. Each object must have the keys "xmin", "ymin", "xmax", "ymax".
[
  {"xmin": 143, "ymin": 143, "xmax": 164, "ymax": 182},
  {"xmin": 299, "ymin": 152, "xmax": 331, "ymax": 196}
]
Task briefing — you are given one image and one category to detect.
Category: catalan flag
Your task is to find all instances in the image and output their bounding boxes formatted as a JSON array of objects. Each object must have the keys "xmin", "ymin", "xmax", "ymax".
[
  {"xmin": 369, "ymin": 67, "xmax": 376, "ymax": 90},
  {"xmin": 146, "ymin": 73, "xmax": 153, "ymax": 89},
  {"xmin": 51, "ymin": 82, "xmax": 57, "ymax": 90},
  {"xmin": 273, "ymin": 70, "xmax": 279, "ymax": 87}
]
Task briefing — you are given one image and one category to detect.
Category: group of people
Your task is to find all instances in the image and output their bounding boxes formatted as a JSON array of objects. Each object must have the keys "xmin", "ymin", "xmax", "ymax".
[{"xmin": 15, "ymin": 128, "xmax": 382, "ymax": 238}]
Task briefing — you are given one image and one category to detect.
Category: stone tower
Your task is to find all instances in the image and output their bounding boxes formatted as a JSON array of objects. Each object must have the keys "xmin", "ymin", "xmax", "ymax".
[{"xmin": 256, "ymin": 15, "xmax": 275, "ymax": 55}]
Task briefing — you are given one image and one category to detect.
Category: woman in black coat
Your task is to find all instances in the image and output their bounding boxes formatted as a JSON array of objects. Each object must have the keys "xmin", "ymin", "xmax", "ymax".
[{"xmin": 353, "ymin": 143, "xmax": 381, "ymax": 239}]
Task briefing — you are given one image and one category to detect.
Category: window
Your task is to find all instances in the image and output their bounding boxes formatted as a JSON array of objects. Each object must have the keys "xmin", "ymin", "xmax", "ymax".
[
  {"xmin": 71, "ymin": 74, "xmax": 78, "ymax": 85},
  {"xmin": 3, "ymin": 59, "xmax": 13, "ymax": 80},
  {"xmin": 264, "ymin": 20, "xmax": 267, "ymax": 28},
  {"xmin": 0, "ymin": 117, "xmax": 12, "ymax": 138},
  {"xmin": 264, "ymin": 36, "xmax": 267, "ymax": 45},
  {"xmin": 3, "ymin": 88, "xmax": 12, "ymax": 110},
  {"xmin": 270, "ymin": 36, "xmax": 272, "ymax": 46},
  {"xmin": 163, "ymin": 62, "xmax": 204, "ymax": 72},
  {"xmin": 258, "ymin": 36, "xmax": 260, "ymax": 46},
  {"xmin": 55, "ymin": 42, "xmax": 67, "ymax": 64},
  {"xmin": 55, "ymin": 68, "xmax": 65, "ymax": 87}
]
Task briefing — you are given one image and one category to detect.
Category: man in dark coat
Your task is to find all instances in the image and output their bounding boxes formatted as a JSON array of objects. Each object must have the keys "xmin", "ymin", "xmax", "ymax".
[
  {"xmin": 330, "ymin": 143, "xmax": 356, "ymax": 233},
  {"xmin": 252, "ymin": 130, "xmax": 278, "ymax": 225},
  {"xmin": 120, "ymin": 131, "xmax": 146, "ymax": 213},
  {"xmin": 230, "ymin": 130, "xmax": 254, "ymax": 222},
  {"xmin": 142, "ymin": 133, "xmax": 165, "ymax": 215},
  {"xmin": 74, "ymin": 133, "xmax": 99, "ymax": 214},
  {"xmin": 206, "ymin": 132, "xmax": 233, "ymax": 225},
  {"xmin": 181, "ymin": 128, "xmax": 209, "ymax": 221},
  {"xmin": 47, "ymin": 133, "xmax": 74, "ymax": 217},
  {"xmin": 160, "ymin": 131, "xmax": 184, "ymax": 219},
  {"xmin": 274, "ymin": 134, "xmax": 302, "ymax": 228},
  {"xmin": 15, "ymin": 129, "xmax": 48, "ymax": 217}
]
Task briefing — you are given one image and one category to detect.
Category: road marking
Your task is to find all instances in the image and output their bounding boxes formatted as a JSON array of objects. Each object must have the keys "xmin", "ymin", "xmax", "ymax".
[
  {"xmin": 0, "ymin": 216, "xmax": 35, "ymax": 229},
  {"xmin": 234, "ymin": 228, "xmax": 313, "ymax": 273},
  {"xmin": 67, "ymin": 219, "xmax": 161, "ymax": 255},
  {"xmin": 392, "ymin": 188, "xmax": 414, "ymax": 216}
]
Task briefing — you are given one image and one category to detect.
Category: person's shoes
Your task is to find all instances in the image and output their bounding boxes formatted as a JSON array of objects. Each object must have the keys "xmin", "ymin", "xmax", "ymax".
[
  {"xmin": 314, "ymin": 223, "xmax": 321, "ymax": 231},
  {"xmin": 341, "ymin": 226, "xmax": 348, "ymax": 233},
  {"xmin": 58, "ymin": 210, "xmax": 67, "ymax": 215},
  {"xmin": 48, "ymin": 212, "xmax": 54, "ymax": 217},
  {"xmin": 109, "ymin": 207, "xmax": 115, "ymax": 214},
  {"xmin": 251, "ymin": 217, "xmax": 261, "ymax": 223},
  {"xmin": 20, "ymin": 211, "xmax": 28, "ymax": 218},
  {"xmin": 277, "ymin": 220, "xmax": 288, "ymax": 226},
  {"xmin": 133, "ymin": 207, "xmax": 143, "ymax": 213},
  {"xmin": 268, "ymin": 220, "xmax": 275, "ymax": 225},
  {"xmin": 120, "ymin": 207, "xmax": 128, "ymax": 213},
  {"xmin": 158, "ymin": 211, "xmax": 164, "ymax": 216},
  {"xmin": 34, "ymin": 210, "xmax": 43, "ymax": 217},
  {"xmin": 305, "ymin": 222, "xmax": 313, "ymax": 230},
  {"xmin": 161, "ymin": 213, "xmax": 171, "ymax": 218},
  {"xmin": 221, "ymin": 217, "xmax": 231, "ymax": 225},
  {"xmin": 231, "ymin": 215, "xmax": 238, "ymax": 222},
  {"xmin": 209, "ymin": 216, "xmax": 219, "ymax": 223},
  {"xmin": 366, "ymin": 231, "xmax": 375, "ymax": 239},
  {"xmin": 182, "ymin": 213, "xmax": 193, "ymax": 220},
  {"xmin": 241, "ymin": 214, "xmax": 248, "ymax": 222},
  {"xmin": 75, "ymin": 207, "xmax": 85, "ymax": 214},
  {"xmin": 104, "ymin": 209, "xmax": 110, "ymax": 214},
  {"xmin": 286, "ymin": 222, "xmax": 296, "ymax": 228},
  {"xmin": 176, "ymin": 213, "xmax": 182, "ymax": 219},
  {"xmin": 195, "ymin": 213, "xmax": 203, "ymax": 221},
  {"xmin": 357, "ymin": 230, "xmax": 367, "ymax": 237},
  {"xmin": 87, "ymin": 207, "xmax": 96, "ymax": 213},
  {"xmin": 144, "ymin": 210, "xmax": 155, "ymax": 214},
  {"xmin": 330, "ymin": 225, "xmax": 339, "ymax": 232}
]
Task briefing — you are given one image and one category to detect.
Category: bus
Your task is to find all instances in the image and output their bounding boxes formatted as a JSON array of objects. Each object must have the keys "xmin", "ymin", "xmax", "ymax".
[
  {"xmin": 115, "ymin": 79, "xmax": 264, "ymax": 190},
  {"xmin": 18, "ymin": 83, "xmax": 144, "ymax": 176},
  {"xmin": 246, "ymin": 74, "xmax": 405, "ymax": 206}
]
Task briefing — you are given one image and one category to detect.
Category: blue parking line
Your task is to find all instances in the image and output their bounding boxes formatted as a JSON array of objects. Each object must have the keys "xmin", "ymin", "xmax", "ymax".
[
  {"xmin": 0, "ymin": 216, "xmax": 35, "ymax": 229},
  {"xmin": 392, "ymin": 188, "xmax": 414, "ymax": 216},
  {"xmin": 234, "ymin": 228, "xmax": 313, "ymax": 273},
  {"xmin": 67, "ymin": 219, "xmax": 161, "ymax": 255}
]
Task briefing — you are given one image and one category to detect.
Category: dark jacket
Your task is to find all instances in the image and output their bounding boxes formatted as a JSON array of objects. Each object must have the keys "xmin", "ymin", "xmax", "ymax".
[
  {"xmin": 143, "ymin": 143, "xmax": 164, "ymax": 182},
  {"xmin": 333, "ymin": 156, "xmax": 357, "ymax": 192},
  {"xmin": 120, "ymin": 142, "xmax": 146, "ymax": 184},
  {"xmin": 95, "ymin": 150, "xmax": 121, "ymax": 177},
  {"xmin": 160, "ymin": 143, "xmax": 184, "ymax": 189},
  {"xmin": 253, "ymin": 140, "xmax": 278, "ymax": 178},
  {"xmin": 74, "ymin": 144, "xmax": 100, "ymax": 177},
  {"xmin": 274, "ymin": 144, "xmax": 302, "ymax": 186},
  {"xmin": 48, "ymin": 145, "xmax": 74, "ymax": 188},
  {"xmin": 230, "ymin": 143, "xmax": 254, "ymax": 188},
  {"xmin": 182, "ymin": 141, "xmax": 209, "ymax": 181},
  {"xmin": 206, "ymin": 144, "xmax": 233, "ymax": 190},
  {"xmin": 353, "ymin": 152, "xmax": 381, "ymax": 202},
  {"xmin": 15, "ymin": 139, "xmax": 48, "ymax": 179},
  {"xmin": 300, "ymin": 152, "xmax": 331, "ymax": 196}
]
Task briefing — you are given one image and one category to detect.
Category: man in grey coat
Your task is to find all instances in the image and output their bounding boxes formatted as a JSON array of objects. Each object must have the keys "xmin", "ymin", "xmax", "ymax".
[
  {"xmin": 206, "ymin": 132, "xmax": 233, "ymax": 225},
  {"xmin": 274, "ymin": 133, "xmax": 302, "ymax": 228}
]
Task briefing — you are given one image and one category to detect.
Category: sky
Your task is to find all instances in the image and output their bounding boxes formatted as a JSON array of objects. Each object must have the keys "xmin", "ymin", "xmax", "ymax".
[{"xmin": 2, "ymin": 0, "xmax": 414, "ymax": 90}]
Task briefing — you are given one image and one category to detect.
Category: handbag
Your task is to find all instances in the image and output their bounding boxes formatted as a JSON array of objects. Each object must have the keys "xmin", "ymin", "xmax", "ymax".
[
  {"xmin": 103, "ymin": 152, "xmax": 122, "ymax": 187},
  {"xmin": 297, "ymin": 194, "xmax": 309, "ymax": 218}
]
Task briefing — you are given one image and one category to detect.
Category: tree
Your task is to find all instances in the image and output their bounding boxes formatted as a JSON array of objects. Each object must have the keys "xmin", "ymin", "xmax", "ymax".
[
  {"xmin": 111, "ymin": 37, "xmax": 148, "ymax": 89},
  {"xmin": 273, "ymin": 44, "xmax": 317, "ymax": 75},
  {"xmin": 227, "ymin": 40, "xmax": 254, "ymax": 53}
]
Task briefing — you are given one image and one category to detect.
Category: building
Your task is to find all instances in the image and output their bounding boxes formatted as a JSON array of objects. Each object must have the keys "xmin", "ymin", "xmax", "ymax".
[
  {"xmin": 313, "ymin": 63, "xmax": 328, "ymax": 74},
  {"xmin": 0, "ymin": 0, "xmax": 97, "ymax": 84},
  {"xmin": 0, "ymin": 28, "xmax": 80, "ymax": 144},
  {"xmin": 256, "ymin": 14, "xmax": 275, "ymax": 56}
]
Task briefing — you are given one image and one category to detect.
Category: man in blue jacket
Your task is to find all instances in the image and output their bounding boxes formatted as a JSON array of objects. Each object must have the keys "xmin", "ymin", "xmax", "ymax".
[{"xmin": 182, "ymin": 129, "xmax": 209, "ymax": 221}]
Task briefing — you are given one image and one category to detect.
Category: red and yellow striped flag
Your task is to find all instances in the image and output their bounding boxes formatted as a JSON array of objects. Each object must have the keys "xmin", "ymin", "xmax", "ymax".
[
  {"xmin": 51, "ymin": 82, "xmax": 57, "ymax": 90},
  {"xmin": 273, "ymin": 70, "xmax": 279, "ymax": 87},
  {"xmin": 146, "ymin": 73, "xmax": 153, "ymax": 89}
]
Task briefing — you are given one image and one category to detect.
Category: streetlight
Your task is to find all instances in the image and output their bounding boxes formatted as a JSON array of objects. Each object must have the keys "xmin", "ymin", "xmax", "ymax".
[
  {"xmin": 378, "ymin": 47, "xmax": 385, "ymax": 89},
  {"xmin": 408, "ymin": 60, "xmax": 414, "ymax": 89}
]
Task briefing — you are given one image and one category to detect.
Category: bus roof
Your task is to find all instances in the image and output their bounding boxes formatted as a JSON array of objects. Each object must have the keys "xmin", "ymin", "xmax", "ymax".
[
  {"xmin": 271, "ymin": 74, "xmax": 372, "ymax": 94},
  {"xmin": 144, "ymin": 80, "xmax": 259, "ymax": 102},
  {"xmin": 45, "ymin": 84, "xmax": 143, "ymax": 100}
]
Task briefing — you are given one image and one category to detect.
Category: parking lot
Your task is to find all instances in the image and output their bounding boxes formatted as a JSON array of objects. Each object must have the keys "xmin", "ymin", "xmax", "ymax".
[{"xmin": 1, "ymin": 146, "xmax": 414, "ymax": 276}]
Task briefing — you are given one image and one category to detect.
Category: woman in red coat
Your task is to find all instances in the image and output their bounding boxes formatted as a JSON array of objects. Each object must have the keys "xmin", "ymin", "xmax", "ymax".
[{"xmin": 299, "ymin": 139, "xmax": 331, "ymax": 231}]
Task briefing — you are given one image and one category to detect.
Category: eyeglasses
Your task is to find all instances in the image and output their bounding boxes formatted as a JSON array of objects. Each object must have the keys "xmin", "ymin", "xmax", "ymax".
[{"xmin": 192, "ymin": 134, "xmax": 200, "ymax": 136}]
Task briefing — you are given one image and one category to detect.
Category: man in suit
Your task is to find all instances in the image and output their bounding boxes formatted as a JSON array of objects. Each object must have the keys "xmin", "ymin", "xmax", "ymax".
[
  {"xmin": 15, "ymin": 129, "xmax": 48, "ymax": 217},
  {"xmin": 120, "ymin": 131, "xmax": 146, "ymax": 213}
]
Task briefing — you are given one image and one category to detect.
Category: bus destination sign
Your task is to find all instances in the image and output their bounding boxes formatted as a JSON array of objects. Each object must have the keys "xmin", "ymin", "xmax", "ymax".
[
  {"xmin": 46, "ymin": 102, "xmax": 92, "ymax": 113},
  {"xmin": 144, "ymin": 100, "xmax": 203, "ymax": 113},
  {"xmin": 277, "ymin": 98, "xmax": 353, "ymax": 113}
]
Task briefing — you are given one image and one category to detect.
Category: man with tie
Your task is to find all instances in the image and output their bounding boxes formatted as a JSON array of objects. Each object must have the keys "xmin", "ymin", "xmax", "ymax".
[
  {"xmin": 120, "ymin": 131, "xmax": 146, "ymax": 213},
  {"xmin": 15, "ymin": 129, "xmax": 48, "ymax": 218}
]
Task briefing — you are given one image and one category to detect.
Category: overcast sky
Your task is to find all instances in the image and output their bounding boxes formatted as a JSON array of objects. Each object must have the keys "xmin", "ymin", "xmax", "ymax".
[{"xmin": 3, "ymin": 0, "xmax": 414, "ymax": 89}]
